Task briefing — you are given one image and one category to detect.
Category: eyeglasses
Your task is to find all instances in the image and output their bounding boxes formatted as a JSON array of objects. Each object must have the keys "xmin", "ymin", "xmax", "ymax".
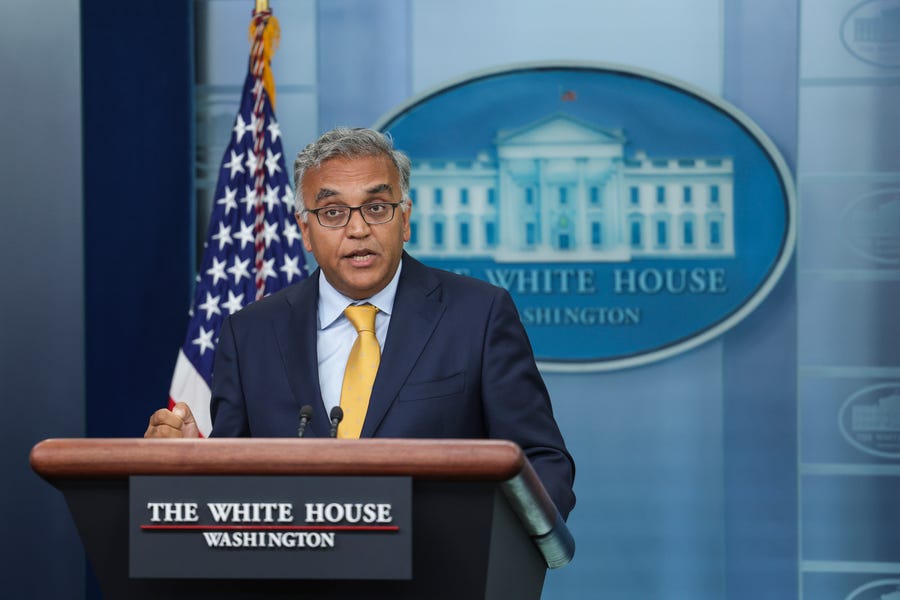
[{"xmin": 301, "ymin": 202, "xmax": 403, "ymax": 229}]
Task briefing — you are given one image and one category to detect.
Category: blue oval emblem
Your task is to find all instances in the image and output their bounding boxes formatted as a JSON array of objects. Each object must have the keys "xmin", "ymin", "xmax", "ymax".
[
  {"xmin": 841, "ymin": 0, "xmax": 900, "ymax": 68},
  {"xmin": 839, "ymin": 383, "xmax": 900, "ymax": 459},
  {"xmin": 376, "ymin": 63, "xmax": 795, "ymax": 370},
  {"xmin": 842, "ymin": 188, "xmax": 900, "ymax": 264}
]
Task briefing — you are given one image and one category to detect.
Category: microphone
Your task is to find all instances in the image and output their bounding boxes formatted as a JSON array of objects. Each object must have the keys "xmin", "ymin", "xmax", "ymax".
[
  {"xmin": 329, "ymin": 406, "xmax": 344, "ymax": 438},
  {"xmin": 297, "ymin": 405, "xmax": 314, "ymax": 438}
]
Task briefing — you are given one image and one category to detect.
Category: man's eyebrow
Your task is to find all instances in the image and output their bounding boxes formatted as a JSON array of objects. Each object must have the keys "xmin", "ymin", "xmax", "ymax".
[
  {"xmin": 366, "ymin": 183, "xmax": 392, "ymax": 195},
  {"xmin": 313, "ymin": 184, "xmax": 391, "ymax": 203},
  {"xmin": 315, "ymin": 188, "xmax": 339, "ymax": 203}
]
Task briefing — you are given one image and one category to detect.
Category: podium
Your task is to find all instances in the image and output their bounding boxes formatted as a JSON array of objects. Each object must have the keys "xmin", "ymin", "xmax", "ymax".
[{"xmin": 31, "ymin": 438, "xmax": 574, "ymax": 599}]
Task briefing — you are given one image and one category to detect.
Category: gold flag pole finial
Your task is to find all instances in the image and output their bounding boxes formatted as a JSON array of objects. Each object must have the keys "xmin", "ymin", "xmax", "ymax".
[{"xmin": 248, "ymin": 0, "xmax": 280, "ymax": 108}]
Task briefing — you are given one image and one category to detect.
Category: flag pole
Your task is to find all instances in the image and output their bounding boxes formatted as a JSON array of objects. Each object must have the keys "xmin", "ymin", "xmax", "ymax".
[{"xmin": 166, "ymin": 0, "xmax": 304, "ymax": 435}]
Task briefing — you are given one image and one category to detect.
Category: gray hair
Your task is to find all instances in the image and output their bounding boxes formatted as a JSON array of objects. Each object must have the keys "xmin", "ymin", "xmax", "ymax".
[{"xmin": 293, "ymin": 127, "xmax": 412, "ymax": 219}]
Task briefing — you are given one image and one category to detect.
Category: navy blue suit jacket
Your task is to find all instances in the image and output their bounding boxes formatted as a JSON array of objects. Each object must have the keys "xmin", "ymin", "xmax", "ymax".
[{"xmin": 210, "ymin": 253, "xmax": 576, "ymax": 518}]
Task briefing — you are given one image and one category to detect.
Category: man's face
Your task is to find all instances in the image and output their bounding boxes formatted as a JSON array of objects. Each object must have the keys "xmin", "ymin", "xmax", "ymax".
[{"xmin": 297, "ymin": 154, "xmax": 411, "ymax": 300}]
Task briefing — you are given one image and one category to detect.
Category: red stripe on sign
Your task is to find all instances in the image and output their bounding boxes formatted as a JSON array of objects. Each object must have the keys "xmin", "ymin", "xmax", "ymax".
[{"xmin": 141, "ymin": 524, "xmax": 400, "ymax": 532}]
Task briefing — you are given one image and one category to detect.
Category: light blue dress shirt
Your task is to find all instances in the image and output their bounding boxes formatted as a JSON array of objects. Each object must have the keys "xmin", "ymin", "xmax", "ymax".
[{"xmin": 315, "ymin": 260, "xmax": 402, "ymax": 415}]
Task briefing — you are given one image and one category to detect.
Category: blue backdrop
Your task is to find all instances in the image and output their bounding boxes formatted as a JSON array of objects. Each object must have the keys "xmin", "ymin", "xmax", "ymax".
[{"xmin": 4, "ymin": 1, "xmax": 898, "ymax": 599}]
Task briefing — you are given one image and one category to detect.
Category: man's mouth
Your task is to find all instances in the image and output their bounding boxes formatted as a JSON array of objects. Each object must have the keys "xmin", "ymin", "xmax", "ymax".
[{"xmin": 345, "ymin": 250, "xmax": 376, "ymax": 263}]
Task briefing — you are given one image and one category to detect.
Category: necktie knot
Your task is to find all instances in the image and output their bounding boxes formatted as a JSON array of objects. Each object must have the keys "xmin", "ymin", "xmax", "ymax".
[{"xmin": 344, "ymin": 304, "xmax": 378, "ymax": 334}]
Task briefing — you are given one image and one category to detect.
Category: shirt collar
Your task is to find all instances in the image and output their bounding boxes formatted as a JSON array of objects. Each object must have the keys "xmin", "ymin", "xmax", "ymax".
[{"xmin": 317, "ymin": 259, "xmax": 403, "ymax": 330}]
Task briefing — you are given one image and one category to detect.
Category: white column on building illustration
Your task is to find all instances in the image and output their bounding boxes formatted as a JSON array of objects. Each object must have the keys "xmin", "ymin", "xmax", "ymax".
[
  {"xmin": 598, "ymin": 169, "xmax": 611, "ymax": 248},
  {"xmin": 576, "ymin": 158, "xmax": 588, "ymax": 251},
  {"xmin": 417, "ymin": 185, "xmax": 430, "ymax": 249},
  {"xmin": 469, "ymin": 187, "xmax": 480, "ymax": 251},
  {"xmin": 426, "ymin": 185, "xmax": 438, "ymax": 249},
  {"xmin": 498, "ymin": 161, "xmax": 518, "ymax": 250},
  {"xmin": 611, "ymin": 162, "xmax": 625, "ymax": 250},
  {"xmin": 538, "ymin": 158, "xmax": 550, "ymax": 250},
  {"xmin": 444, "ymin": 184, "xmax": 455, "ymax": 251},
  {"xmin": 724, "ymin": 180, "xmax": 735, "ymax": 254}
]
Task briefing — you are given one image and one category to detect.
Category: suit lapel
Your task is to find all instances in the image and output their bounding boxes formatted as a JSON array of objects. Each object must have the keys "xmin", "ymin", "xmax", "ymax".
[
  {"xmin": 275, "ymin": 270, "xmax": 331, "ymax": 438},
  {"xmin": 361, "ymin": 254, "xmax": 445, "ymax": 437}
]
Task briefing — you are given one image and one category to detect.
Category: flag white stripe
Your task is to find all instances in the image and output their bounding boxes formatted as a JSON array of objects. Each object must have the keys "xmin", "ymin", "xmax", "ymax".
[{"xmin": 168, "ymin": 349, "xmax": 213, "ymax": 437}]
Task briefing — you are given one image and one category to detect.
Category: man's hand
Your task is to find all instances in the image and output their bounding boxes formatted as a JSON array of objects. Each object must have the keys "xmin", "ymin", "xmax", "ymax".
[{"xmin": 144, "ymin": 402, "xmax": 200, "ymax": 438}]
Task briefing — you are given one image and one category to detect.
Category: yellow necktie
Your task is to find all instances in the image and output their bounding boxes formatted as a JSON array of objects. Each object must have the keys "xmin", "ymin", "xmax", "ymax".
[{"xmin": 338, "ymin": 304, "xmax": 380, "ymax": 439}]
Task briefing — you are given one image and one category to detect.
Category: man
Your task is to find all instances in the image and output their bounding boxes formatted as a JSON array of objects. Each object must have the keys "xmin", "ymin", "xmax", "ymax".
[{"xmin": 146, "ymin": 128, "xmax": 575, "ymax": 519}]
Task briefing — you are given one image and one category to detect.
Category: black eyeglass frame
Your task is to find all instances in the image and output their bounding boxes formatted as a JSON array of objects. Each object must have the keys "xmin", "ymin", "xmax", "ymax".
[{"xmin": 298, "ymin": 202, "xmax": 404, "ymax": 229}]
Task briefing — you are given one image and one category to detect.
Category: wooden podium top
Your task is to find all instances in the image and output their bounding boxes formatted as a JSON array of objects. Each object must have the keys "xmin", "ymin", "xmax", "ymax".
[
  {"xmin": 31, "ymin": 438, "xmax": 526, "ymax": 480},
  {"xmin": 31, "ymin": 438, "xmax": 574, "ymax": 568}
]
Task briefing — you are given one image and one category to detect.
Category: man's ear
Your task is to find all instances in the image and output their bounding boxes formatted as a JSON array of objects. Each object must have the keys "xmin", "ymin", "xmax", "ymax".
[
  {"xmin": 401, "ymin": 200, "xmax": 412, "ymax": 242},
  {"xmin": 296, "ymin": 212, "xmax": 313, "ymax": 253}
]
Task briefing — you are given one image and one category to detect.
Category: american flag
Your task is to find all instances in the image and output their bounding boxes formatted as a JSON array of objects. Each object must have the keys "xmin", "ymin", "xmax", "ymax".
[{"xmin": 168, "ymin": 10, "xmax": 306, "ymax": 436}]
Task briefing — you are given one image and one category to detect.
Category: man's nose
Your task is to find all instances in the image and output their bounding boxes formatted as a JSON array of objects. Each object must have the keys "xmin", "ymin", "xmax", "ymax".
[{"xmin": 345, "ymin": 207, "xmax": 371, "ymax": 236}]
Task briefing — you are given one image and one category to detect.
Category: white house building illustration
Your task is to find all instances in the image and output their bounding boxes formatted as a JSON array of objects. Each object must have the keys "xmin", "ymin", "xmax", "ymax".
[
  {"xmin": 852, "ymin": 390, "xmax": 900, "ymax": 433},
  {"xmin": 406, "ymin": 113, "xmax": 734, "ymax": 262},
  {"xmin": 853, "ymin": 6, "xmax": 900, "ymax": 44}
]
